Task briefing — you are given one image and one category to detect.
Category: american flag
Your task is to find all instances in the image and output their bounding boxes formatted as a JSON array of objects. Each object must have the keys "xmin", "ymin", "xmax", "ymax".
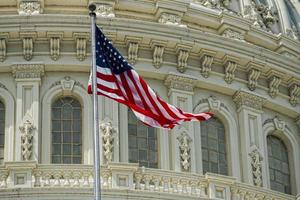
[{"xmin": 88, "ymin": 25, "xmax": 213, "ymax": 129}]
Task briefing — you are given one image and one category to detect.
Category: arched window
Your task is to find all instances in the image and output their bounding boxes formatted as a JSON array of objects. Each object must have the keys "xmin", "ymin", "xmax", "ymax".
[
  {"xmin": 128, "ymin": 109, "xmax": 158, "ymax": 168},
  {"xmin": 51, "ymin": 97, "xmax": 82, "ymax": 164},
  {"xmin": 201, "ymin": 117, "xmax": 227, "ymax": 175},
  {"xmin": 267, "ymin": 135, "xmax": 291, "ymax": 194},
  {"xmin": 0, "ymin": 100, "xmax": 4, "ymax": 165}
]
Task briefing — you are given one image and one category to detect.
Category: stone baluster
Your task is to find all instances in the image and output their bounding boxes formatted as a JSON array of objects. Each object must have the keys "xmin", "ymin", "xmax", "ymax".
[
  {"xmin": 43, "ymin": 172, "xmax": 51, "ymax": 187},
  {"xmin": 102, "ymin": 169, "xmax": 110, "ymax": 189},
  {"xmin": 171, "ymin": 178, "xmax": 179, "ymax": 193},
  {"xmin": 53, "ymin": 171, "xmax": 62, "ymax": 186},
  {"xmin": 82, "ymin": 172, "xmax": 90, "ymax": 187},
  {"xmin": 135, "ymin": 173, "xmax": 143, "ymax": 190},
  {"xmin": 199, "ymin": 183, "xmax": 207, "ymax": 197},
  {"xmin": 162, "ymin": 177, "xmax": 170, "ymax": 192},
  {"xmin": 63, "ymin": 171, "xmax": 71, "ymax": 187},
  {"xmin": 231, "ymin": 186, "xmax": 240, "ymax": 200},
  {"xmin": 180, "ymin": 179, "xmax": 189, "ymax": 194},
  {"xmin": 190, "ymin": 180, "xmax": 198, "ymax": 196},
  {"xmin": 152, "ymin": 175, "xmax": 161, "ymax": 191},
  {"xmin": 33, "ymin": 170, "xmax": 42, "ymax": 187},
  {"xmin": 143, "ymin": 174, "xmax": 152, "ymax": 190},
  {"xmin": 73, "ymin": 171, "xmax": 81, "ymax": 187}
]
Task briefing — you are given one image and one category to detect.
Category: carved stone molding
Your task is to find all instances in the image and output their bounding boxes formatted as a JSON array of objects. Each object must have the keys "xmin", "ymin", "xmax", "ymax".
[
  {"xmin": 233, "ymin": 90, "xmax": 266, "ymax": 111},
  {"xmin": 19, "ymin": 119, "xmax": 34, "ymax": 161},
  {"xmin": 128, "ymin": 42, "xmax": 139, "ymax": 65},
  {"xmin": 73, "ymin": 33, "xmax": 89, "ymax": 61},
  {"xmin": 273, "ymin": 117, "xmax": 286, "ymax": 132},
  {"xmin": 243, "ymin": 2, "xmax": 265, "ymax": 29},
  {"xmin": 207, "ymin": 96, "xmax": 221, "ymax": 112},
  {"xmin": 12, "ymin": 64, "xmax": 45, "ymax": 81},
  {"xmin": 224, "ymin": 61, "xmax": 237, "ymax": 84},
  {"xmin": 152, "ymin": 43, "xmax": 165, "ymax": 69},
  {"xmin": 164, "ymin": 74, "xmax": 197, "ymax": 93},
  {"xmin": 286, "ymin": 26, "xmax": 299, "ymax": 41},
  {"xmin": 176, "ymin": 45, "xmax": 191, "ymax": 73},
  {"xmin": 295, "ymin": 116, "xmax": 300, "ymax": 135},
  {"xmin": 249, "ymin": 148, "xmax": 263, "ymax": 187},
  {"xmin": 200, "ymin": 55, "xmax": 213, "ymax": 78},
  {"xmin": 100, "ymin": 119, "xmax": 116, "ymax": 164},
  {"xmin": 268, "ymin": 76, "xmax": 281, "ymax": 98},
  {"xmin": 158, "ymin": 13, "xmax": 182, "ymax": 26},
  {"xmin": 20, "ymin": 32, "xmax": 37, "ymax": 61},
  {"xmin": 18, "ymin": 0, "xmax": 43, "ymax": 16},
  {"xmin": 0, "ymin": 33, "xmax": 8, "ymax": 62},
  {"xmin": 248, "ymin": 68, "xmax": 261, "ymax": 91},
  {"xmin": 177, "ymin": 132, "xmax": 192, "ymax": 172},
  {"xmin": 288, "ymin": 84, "xmax": 300, "ymax": 107},
  {"xmin": 95, "ymin": 3, "xmax": 115, "ymax": 18},
  {"xmin": 222, "ymin": 29, "xmax": 244, "ymax": 41},
  {"xmin": 194, "ymin": 0, "xmax": 233, "ymax": 12},
  {"xmin": 61, "ymin": 76, "xmax": 75, "ymax": 91},
  {"xmin": 47, "ymin": 32, "xmax": 63, "ymax": 61}
]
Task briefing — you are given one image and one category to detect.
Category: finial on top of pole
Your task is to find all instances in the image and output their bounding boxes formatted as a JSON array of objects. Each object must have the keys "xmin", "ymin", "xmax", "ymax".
[{"xmin": 89, "ymin": 3, "xmax": 96, "ymax": 16}]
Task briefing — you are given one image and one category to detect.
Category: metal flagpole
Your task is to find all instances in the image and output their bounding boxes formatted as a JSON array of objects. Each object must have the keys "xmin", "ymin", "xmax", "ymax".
[{"xmin": 89, "ymin": 4, "xmax": 102, "ymax": 200}]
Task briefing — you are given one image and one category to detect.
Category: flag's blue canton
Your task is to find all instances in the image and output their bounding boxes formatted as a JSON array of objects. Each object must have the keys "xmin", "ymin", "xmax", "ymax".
[{"xmin": 95, "ymin": 26, "xmax": 132, "ymax": 75}]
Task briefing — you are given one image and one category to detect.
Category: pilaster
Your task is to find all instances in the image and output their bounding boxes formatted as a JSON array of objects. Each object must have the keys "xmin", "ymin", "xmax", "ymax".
[
  {"xmin": 233, "ymin": 89, "xmax": 267, "ymax": 187},
  {"xmin": 164, "ymin": 73, "xmax": 197, "ymax": 173},
  {"xmin": 12, "ymin": 63, "xmax": 44, "ymax": 162}
]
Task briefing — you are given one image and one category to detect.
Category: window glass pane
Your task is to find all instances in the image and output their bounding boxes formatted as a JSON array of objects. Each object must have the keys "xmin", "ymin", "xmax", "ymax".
[
  {"xmin": 267, "ymin": 135, "xmax": 291, "ymax": 194},
  {"xmin": 201, "ymin": 117, "xmax": 227, "ymax": 175},
  {"xmin": 128, "ymin": 109, "xmax": 158, "ymax": 168},
  {"xmin": 51, "ymin": 97, "xmax": 82, "ymax": 164}
]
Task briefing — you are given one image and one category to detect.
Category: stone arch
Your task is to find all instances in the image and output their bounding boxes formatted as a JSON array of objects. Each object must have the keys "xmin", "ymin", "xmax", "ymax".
[
  {"xmin": 263, "ymin": 118, "xmax": 300, "ymax": 195},
  {"xmin": 41, "ymin": 78, "xmax": 93, "ymax": 164},
  {"xmin": 193, "ymin": 96, "xmax": 241, "ymax": 181},
  {"xmin": 0, "ymin": 86, "xmax": 15, "ymax": 162}
]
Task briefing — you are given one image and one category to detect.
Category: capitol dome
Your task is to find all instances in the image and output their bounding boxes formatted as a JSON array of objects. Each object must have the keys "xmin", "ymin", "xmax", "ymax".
[{"xmin": 0, "ymin": 0, "xmax": 299, "ymax": 200}]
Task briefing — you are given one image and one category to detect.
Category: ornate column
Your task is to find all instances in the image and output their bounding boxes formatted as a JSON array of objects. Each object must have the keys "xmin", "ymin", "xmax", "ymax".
[
  {"xmin": 12, "ymin": 63, "xmax": 44, "ymax": 162},
  {"xmin": 233, "ymin": 89, "xmax": 267, "ymax": 187},
  {"xmin": 164, "ymin": 73, "xmax": 197, "ymax": 172}
]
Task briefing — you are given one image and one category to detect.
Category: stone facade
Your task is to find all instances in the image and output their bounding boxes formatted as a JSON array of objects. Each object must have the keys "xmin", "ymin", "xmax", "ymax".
[{"xmin": 0, "ymin": 0, "xmax": 299, "ymax": 200}]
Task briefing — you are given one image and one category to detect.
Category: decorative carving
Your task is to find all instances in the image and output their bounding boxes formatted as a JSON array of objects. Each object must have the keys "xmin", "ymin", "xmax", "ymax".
[
  {"xmin": 249, "ymin": 148, "xmax": 263, "ymax": 187},
  {"xmin": 159, "ymin": 13, "xmax": 182, "ymax": 26},
  {"xmin": 12, "ymin": 64, "xmax": 44, "ymax": 80},
  {"xmin": 224, "ymin": 61, "xmax": 237, "ymax": 84},
  {"xmin": 222, "ymin": 29, "xmax": 244, "ymax": 41},
  {"xmin": 268, "ymin": 76, "xmax": 281, "ymax": 98},
  {"xmin": 286, "ymin": 26, "xmax": 299, "ymax": 40},
  {"xmin": 49, "ymin": 37, "xmax": 60, "ymax": 61},
  {"xmin": 100, "ymin": 119, "xmax": 116, "ymax": 163},
  {"xmin": 273, "ymin": 117, "xmax": 286, "ymax": 132},
  {"xmin": 289, "ymin": 84, "xmax": 300, "ymax": 107},
  {"xmin": 177, "ymin": 49, "xmax": 189, "ymax": 73},
  {"xmin": 165, "ymin": 74, "xmax": 197, "ymax": 93},
  {"xmin": 255, "ymin": 3, "xmax": 278, "ymax": 30},
  {"xmin": 0, "ymin": 38, "xmax": 6, "ymax": 62},
  {"xmin": 76, "ymin": 38, "xmax": 86, "ymax": 61},
  {"xmin": 18, "ymin": 1, "xmax": 41, "ymax": 16},
  {"xmin": 61, "ymin": 76, "xmax": 75, "ymax": 91},
  {"xmin": 248, "ymin": 68, "xmax": 261, "ymax": 91},
  {"xmin": 22, "ymin": 37, "xmax": 33, "ymax": 61},
  {"xmin": 153, "ymin": 45, "xmax": 164, "ymax": 69},
  {"xmin": 19, "ymin": 120, "xmax": 34, "ymax": 161},
  {"xmin": 0, "ymin": 171, "xmax": 8, "ymax": 188},
  {"xmin": 244, "ymin": 2, "xmax": 265, "ymax": 29},
  {"xmin": 194, "ymin": 0, "xmax": 233, "ymax": 12},
  {"xmin": 95, "ymin": 4, "xmax": 115, "ymax": 18},
  {"xmin": 177, "ymin": 132, "xmax": 192, "ymax": 171},
  {"xmin": 233, "ymin": 90, "xmax": 266, "ymax": 111},
  {"xmin": 200, "ymin": 55, "xmax": 213, "ymax": 78},
  {"xmin": 207, "ymin": 96, "xmax": 221, "ymax": 111},
  {"xmin": 128, "ymin": 42, "xmax": 139, "ymax": 65}
]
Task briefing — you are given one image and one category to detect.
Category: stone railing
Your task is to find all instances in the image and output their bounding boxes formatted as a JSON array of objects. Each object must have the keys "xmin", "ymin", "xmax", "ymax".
[{"xmin": 0, "ymin": 162, "xmax": 296, "ymax": 200}]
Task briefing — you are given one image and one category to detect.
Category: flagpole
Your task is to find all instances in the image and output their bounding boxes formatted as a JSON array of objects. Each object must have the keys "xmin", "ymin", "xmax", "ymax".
[{"xmin": 89, "ymin": 4, "xmax": 102, "ymax": 200}]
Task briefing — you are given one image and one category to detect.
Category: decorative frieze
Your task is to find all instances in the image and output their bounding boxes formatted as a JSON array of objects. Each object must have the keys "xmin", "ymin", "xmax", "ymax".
[
  {"xmin": 177, "ymin": 132, "xmax": 192, "ymax": 171},
  {"xmin": 18, "ymin": 0, "xmax": 42, "ymax": 16},
  {"xmin": 73, "ymin": 33, "xmax": 89, "ymax": 61},
  {"xmin": 100, "ymin": 119, "xmax": 116, "ymax": 164},
  {"xmin": 224, "ymin": 61, "xmax": 237, "ymax": 84},
  {"xmin": 159, "ymin": 13, "xmax": 182, "ymax": 26},
  {"xmin": 249, "ymin": 148, "xmax": 263, "ymax": 187},
  {"xmin": 222, "ymin": 29, "xmax": 244, "ymax": 41},
  {"xmin": 20, "ymin": 120, "xmax": 34, "ymax": 161},
  {"xmin": 95, "ymin": 4, "xmax": 115, "ymax": 18},
  {"xmin": 268, "ymin": 76, "xmax": 281, "ymax": 98},
  {"xmin": 47, "ymin": 32, "xmax": 63, "ymax": 61},
  {"xmin": 164, "ymin": 74, "xmax": 197, "ymax": 93},
  {"xmin": 12, "ymin": 64, "xmax": 45, "ymax": 80},
  {"xmin": 248, "ymin": 68, "xmax": 261, "ymax": 91},
  {"xmin": 288, "ymin": 84, "xmax": 300, "ymax": 107},
  {"xmin": 200, "ymin": 55, "xmax": 213, "ymax": 78},
  {"xmin": 233, "ymin": 90, "xmax": 266, "ymax": 111}
]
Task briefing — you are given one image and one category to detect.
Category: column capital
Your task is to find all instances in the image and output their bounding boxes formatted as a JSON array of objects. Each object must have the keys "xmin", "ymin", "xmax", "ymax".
[
  {"xmin": 11, "ymin": 63, "xmax": 44, "ymax": 82},
  {"xmin": 233, "ymin": 90, "xmax": 266, "ymax": 111},
  {"xmin": 164, "ymin": 73, "xmax": 197, "ymax": 94}
]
